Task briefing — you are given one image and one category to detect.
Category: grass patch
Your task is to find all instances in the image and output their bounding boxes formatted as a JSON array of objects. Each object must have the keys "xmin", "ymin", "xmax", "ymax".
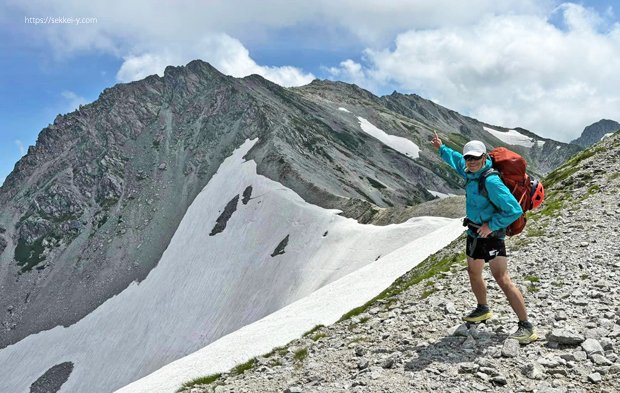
[
  {"xmin": 609, "ymin": 172, "xmax": 620, "ymax": 181},
  {"xmin": 177, "ymin": 374, "xmax": 221, "ymax": 392},
  {"xmin": 264, "ymin": 346, "xmax": 289, "ymax": 358},
  {"xmin": 530, "ymin": 192, "xmax": 565, "ymax": 218},
  {"xmin": 232, "ymin": 358, "xmax": 256, "ymax": 376},
  {"xmin": 269, "ymin": 358, "xmax": 283, "ymax": 367},
  {"xmin": 525, "ymin": 275, "xmax": 540, "ymax": 283},
  {"xmin": 580, "ymin": 273, "xmax": 589, "ymax": 280},
  {"xmin": 349, "ymin": 337, "xmax": 367, "ymax": 345},
  {"xmin": 338, "ymin": 242, "xmax": 466, "ymax": 322},
  {"xmin": 310, "ymin": 332, "xmax": 328, "ymax": 341},
  {"xmin": 527, "ymin": 285, "xmax": 540, "ymax": 293},
  {"xmin": 446, "ymin": 133, "xmax": 469, "ymax": 152},
  {"xmin": 293, "ymin": 348, "xmax": 308, "ymax": 362},
  {"xmin": 421, "ymin": 288, "xmax": 437, "ymax": 299},
  {"xmin": 544, "ymin": 145, "xmax": 604, "ymax": 189},
  {"xmin": 359, "ymin": 316, "xmax": 370, "ymax": 324},
  {"xmin": 302, "ymin": 325, "xmax": 325, "ymax": 338},
  {"xmin": 526, "ymin": 227, "xmax": 546, "ymax": 237}
]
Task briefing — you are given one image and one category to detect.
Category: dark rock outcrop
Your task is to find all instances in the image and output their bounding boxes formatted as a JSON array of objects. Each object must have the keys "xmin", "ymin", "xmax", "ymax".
[
  {"xmin": 30, "ymin": 362, "xmax": 74, "ymax": 393},
  {"xmin": 571, "ymin": 119, "xmax": 620, "ymax": 148}
]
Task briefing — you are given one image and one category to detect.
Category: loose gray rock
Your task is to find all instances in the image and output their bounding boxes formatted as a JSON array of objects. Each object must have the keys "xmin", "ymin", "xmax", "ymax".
[
  {"xmin": 590, "ymin": 354, "xmax": 613, "ymax": 366},
  {"xmin": 587, "ymin": 372, "xmax": 602, "ymax": 383},
  {"xmin": 521, "ymin": 362, "xmax": 545, "ymax": 380},
  {"xmin": 581, "ymin": 338, "xmax": 604, "ymax": 356},
  {"xmin": 459, "ymin": 362, "xmax": 479, "ymax": 374},
  {"xmin": 501, "ymin": 339, "xmax": 520, "ymax": 358},
  {"xmin": 547, "ymin": 328, "xmax": 585, "ymax": 345}
]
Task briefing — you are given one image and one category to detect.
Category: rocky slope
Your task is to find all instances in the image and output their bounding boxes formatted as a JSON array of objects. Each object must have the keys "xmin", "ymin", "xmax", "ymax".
[
  {"xmin": 179, "ymin": 131, "xmax": 620, "ymax": 393},
  {"xmin": 571, "ymin": 119, "xmax": 620, "ymax": 148}
]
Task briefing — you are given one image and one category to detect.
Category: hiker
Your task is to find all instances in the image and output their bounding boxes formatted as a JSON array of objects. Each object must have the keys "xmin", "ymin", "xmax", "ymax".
[{"xmin": 430, "ymin": 132, "xmax": 538, "ymax": 344}]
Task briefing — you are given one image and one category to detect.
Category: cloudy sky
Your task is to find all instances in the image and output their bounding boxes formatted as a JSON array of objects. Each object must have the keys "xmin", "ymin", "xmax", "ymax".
[{"xmin": 1, "ymin": 0, "xmax": 619, "ymax": 185}]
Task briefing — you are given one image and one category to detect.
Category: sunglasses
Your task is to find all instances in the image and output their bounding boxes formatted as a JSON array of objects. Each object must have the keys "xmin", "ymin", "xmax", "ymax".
[{"xmin": 464, "ymin": 155, "xmax": 484, "ymax": 162}]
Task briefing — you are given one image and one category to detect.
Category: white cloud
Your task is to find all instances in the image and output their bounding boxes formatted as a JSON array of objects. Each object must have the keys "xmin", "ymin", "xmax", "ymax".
[
  {"xmin": 10, "ymin": 0, "xmax": 550, "ymax": 52},
  {"xmin": 15, "ymin": 140, "xmax": 26, "ymax": 156},
  {"xmin": 116, "ymin": 34, "xmax": 315, "ymax": 87},
  {"xmin": 116, "ymin": 53, "xmax": 173, "ymax": 82},
  {"xmin": 61, "ymin": 90, "xmax": 90, "ymax": 113},
  {"xmin": 329, "ymin": 4, "xmax": 620, "ymax": 141}
]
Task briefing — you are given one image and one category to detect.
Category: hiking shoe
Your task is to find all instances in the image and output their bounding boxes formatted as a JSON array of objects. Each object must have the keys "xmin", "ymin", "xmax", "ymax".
[
  {"xmin": 462, "ymin": 306, "xmax": 493, "ymax": 322},
  {"xmin": 509, "ymin": 321, "xmax": 539, "ymax": 344}
]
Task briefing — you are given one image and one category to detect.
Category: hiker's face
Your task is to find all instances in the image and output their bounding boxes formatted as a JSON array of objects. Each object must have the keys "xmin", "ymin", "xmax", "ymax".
[{"xmin": 465, "ymin": 154, "xmax": 485, "ymax": 172}]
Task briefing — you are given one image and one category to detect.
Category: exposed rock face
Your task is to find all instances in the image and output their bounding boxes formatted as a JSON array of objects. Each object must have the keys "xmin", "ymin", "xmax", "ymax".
[
  {"xmin": 571, "ymin": 119, "xmax": 620, "ymax": 148},
  {"xmin": 0, "ymin": 60, "xmax": 578, "ymax": 351},
  {"xmin": 178, "ymin": 132, "xmax": 620, "ymax": 393},
  {"xmin": 30, "ymin": 362, "xmax": 74, "ymax": 393}
]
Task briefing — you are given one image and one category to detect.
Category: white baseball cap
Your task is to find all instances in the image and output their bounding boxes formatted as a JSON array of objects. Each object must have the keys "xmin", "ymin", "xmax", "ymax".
[{"xmin": 462, "ymin": 140, "xmax": 487, "ymax": 157}]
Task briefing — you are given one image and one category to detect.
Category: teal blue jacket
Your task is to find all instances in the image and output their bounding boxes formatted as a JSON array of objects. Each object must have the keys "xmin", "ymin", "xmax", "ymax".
[{"xmin": 439, "ymin": 145, "xmax": 523, "ymax": 238}]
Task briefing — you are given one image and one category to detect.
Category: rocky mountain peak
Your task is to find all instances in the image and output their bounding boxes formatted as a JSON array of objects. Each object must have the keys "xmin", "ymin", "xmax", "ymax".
[
  {"xmin": 571, "ymin": 119, "xmax": 620, "ymax": 148},
  {"xmin": 294, "ymin": 79, "xmax": 378, "ymax": 103}
]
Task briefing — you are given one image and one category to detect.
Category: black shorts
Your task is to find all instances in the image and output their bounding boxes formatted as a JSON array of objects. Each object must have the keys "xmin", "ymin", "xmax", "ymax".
[{"xmin": 466, "ymin": 235, "xmax": 507, "ymax": 262}]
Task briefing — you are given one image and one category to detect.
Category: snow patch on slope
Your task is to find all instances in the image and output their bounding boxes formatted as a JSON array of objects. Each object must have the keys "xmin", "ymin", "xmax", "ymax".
[
  {"xmin": 0, "ymin": 139, "xmax": 461, "ymax": 393},
  {"xmin": 116, "ymin": 218, "xmax": 464, "ymax": 393},
  {"xmin": 483, "ymin": 126, "xmax": 536, "ymax": 148},
  {"xmin": 427, "ymin": 190, "xmax": 455, "ymax": 199},
  {"xmin": 358, "ymin": 117, "xmax": 420, "ymax": 159}
]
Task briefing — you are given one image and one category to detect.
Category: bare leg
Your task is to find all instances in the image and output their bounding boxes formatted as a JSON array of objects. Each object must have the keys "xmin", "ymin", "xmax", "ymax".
[
  {"xmin": 467, "ymin": 257, "xmax": 487, "ymax": 305},
  {"xmin": 489, "ymin": 256, "xmax": 528, "ymax": 321}
]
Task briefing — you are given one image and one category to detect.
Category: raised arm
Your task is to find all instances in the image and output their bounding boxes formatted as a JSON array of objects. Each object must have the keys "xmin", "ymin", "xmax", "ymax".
[{"xmin": 431, "ymin": 131, "xmax": 466, "ymax": 177}]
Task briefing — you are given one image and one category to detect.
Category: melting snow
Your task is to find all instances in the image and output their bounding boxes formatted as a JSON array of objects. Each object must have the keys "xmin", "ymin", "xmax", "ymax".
[
  {"xmin": 338, "ymin": 107, "xmax": 351, "ymax": 113},
  {"xmin": 483, "ymin": 126, "xmax": 536, "ymax": 148},
  {"xmin": 427, "ymin": 190, "xmax": 456, "ymax": 199},
  {"xmin": 116, "ymin": 218, "xmax": 463, "ymax": 393},
  {"xmin": 358, "ymin": 117, "xmax": 420, "ymax": 159}
]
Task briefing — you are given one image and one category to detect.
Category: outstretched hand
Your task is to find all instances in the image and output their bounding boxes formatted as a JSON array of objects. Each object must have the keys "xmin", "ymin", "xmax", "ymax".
[{"xmin": 431, "ymin": 130, "xmax": 442, "ymax": 149}]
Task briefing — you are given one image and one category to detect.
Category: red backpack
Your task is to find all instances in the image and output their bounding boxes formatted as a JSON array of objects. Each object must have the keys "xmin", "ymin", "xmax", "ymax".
[{"xmin": 478, "ymin": 147, "xmax": 545, "ymax": 236}]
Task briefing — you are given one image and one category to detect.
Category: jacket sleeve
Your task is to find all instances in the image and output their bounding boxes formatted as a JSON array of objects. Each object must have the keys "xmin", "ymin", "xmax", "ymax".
[
  {"xmin": 438, "ymin": 145, "xmax": 467, "ymax": 178},
  {"xmin": 484, "ymin": 175, "xmax": 524, "ymax": 231}
]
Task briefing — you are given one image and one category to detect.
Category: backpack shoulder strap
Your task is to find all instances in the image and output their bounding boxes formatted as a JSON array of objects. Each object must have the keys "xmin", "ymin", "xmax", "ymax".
[{"xmin": 477, "ymin": 168, "xmax": 499, "ymax": 197}]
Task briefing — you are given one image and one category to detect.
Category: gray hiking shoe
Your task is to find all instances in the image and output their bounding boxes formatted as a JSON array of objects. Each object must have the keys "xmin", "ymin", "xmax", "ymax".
[
  {"xmin": 509, "ymin": 321, "xmax": 539, "ymax": 344},
  {"xmin": 462, "ymin": 305, "xmax": 493, "ymax": 323}
]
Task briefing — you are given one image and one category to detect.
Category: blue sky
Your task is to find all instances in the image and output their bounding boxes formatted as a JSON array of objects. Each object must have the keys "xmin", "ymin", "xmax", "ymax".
[{"xmin": 1, "ymin": 1, "xmax": 620, "ymax": 186}]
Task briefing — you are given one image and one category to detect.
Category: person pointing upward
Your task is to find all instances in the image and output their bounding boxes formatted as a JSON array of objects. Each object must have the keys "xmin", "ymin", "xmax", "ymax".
[{"xmin": 431, "ymin": 131, "xmax": 538, "ymax": 344}]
